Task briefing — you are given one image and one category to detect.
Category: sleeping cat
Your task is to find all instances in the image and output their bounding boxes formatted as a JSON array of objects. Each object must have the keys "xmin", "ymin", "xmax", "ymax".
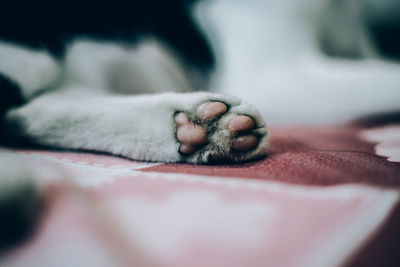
[{"xmin": 0, "ymin": 0, "xmax": 269, "ymax": 164}]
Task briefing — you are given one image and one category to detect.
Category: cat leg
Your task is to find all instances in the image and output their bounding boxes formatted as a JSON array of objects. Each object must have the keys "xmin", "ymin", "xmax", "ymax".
[
  {"xmin": 5, "ymin": 91, "xmax": 268, "ymax": 163},
  {"xmin": 0, "ymin": 41, "xmax": 61, "ymax": 100}
]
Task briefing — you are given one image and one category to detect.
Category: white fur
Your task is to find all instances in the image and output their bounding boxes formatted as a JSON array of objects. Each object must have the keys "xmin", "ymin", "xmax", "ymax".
[
  {"xmin": 6, "ymin": 90, "xmax": 267, "ymax": 163},
  {"xmin": 0, "ymin": 41, "xmax": 61, "ymax": 100},
  {"xmin": 1, "ymin": 37, "xmax": 268, "ymax": 164}
]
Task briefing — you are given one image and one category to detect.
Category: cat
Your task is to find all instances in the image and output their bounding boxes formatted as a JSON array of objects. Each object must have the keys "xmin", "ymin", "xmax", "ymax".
[
  {"xmin": 0, "ymin": 0, "xmax": 271, "ymax": 251},
  {"xmin": 2, "ymin": 0, "xmax": 400, "ymax": 163},
  {"xmin": 1, "ymin": 0, "xmax": 400, "ymax": 252},
  {"xmin": 0, "ymin": 0, "xmax": 269, "ymax": 164}
]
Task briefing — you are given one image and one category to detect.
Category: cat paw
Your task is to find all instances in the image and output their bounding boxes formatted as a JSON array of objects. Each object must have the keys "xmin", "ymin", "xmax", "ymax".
[{"xmin": 174, "ymin": 99, "xmax": 268, "ymax": 163}]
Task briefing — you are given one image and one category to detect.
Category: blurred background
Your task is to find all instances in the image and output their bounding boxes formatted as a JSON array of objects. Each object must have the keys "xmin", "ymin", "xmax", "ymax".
[{"xmin": 194, "ymin": 0, "xmax": 400, "ymax": 124}]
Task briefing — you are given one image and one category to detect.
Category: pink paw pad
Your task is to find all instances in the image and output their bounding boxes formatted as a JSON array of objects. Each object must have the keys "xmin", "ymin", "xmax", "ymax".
[{"xmin": 175, "ymin": 102, "xmax": 259, "ymax": 156}]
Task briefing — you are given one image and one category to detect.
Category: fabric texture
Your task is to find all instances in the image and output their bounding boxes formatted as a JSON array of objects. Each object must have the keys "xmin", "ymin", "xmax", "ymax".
[{"xmin": 2, "ymin": 119, "xmax": 400, "ymax": 267}]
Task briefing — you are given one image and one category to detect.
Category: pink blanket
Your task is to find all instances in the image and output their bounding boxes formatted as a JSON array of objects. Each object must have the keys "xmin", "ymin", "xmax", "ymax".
[{"xmin": 2, "ymin": 121, "xmax": 400, "ymax": 267}]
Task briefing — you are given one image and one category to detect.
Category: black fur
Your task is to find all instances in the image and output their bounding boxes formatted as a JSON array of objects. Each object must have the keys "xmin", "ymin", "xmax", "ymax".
[
  {"xmin": 0, "ymin": 180, "xmax": 44, "ymax": 253},
  {"xmin": 0, "ymin": 74, "xmax": 31, "ymax": 147},
  {"xmin": 0, "ymin": 0, "xmax": 214, "ymax": 71},
  {"xmin": 0, "ymin": 73, "xmax": 25, "ymax": 117}
]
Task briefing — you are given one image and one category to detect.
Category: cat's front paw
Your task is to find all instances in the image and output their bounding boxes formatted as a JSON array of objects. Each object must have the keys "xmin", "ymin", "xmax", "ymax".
[{"xmin": 174, "ymin": 98, "xmax": 268, "ymax": 163}]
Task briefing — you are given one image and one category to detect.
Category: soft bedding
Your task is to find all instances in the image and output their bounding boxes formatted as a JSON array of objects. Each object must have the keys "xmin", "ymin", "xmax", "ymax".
[{"xmin": 1, "ymin": 119, "xmax": 399, "ymax": 267}]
